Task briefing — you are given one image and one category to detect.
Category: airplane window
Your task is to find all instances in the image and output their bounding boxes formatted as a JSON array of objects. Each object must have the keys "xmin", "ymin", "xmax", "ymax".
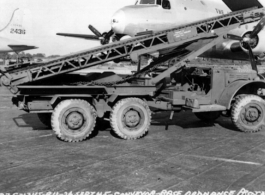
[
  {"xmin": 139, "ymin": 0, "xmax": 156, "ymax": 4},
  {"xmin": 162, "ymin": 0, "xmax": 171, "ymax": 9}
]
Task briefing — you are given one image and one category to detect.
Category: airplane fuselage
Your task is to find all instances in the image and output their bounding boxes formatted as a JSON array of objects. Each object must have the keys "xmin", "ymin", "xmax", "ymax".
[
  {"xmin": 111, "ymin": 0, "xmax": 230, "ymax": 37},
  {"xmin": 110, "ymin": 0, "xmax": 265, "ymax": 60},
  {"xmin": 57, "ymin": 0, "xmax": 264, "ymax": 61}
]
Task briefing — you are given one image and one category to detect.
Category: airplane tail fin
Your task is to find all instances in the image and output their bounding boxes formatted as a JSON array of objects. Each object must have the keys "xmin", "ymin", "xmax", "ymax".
[
  {"xmin": 0, "ymin": 8, "xmax": 20, "ymax": 33},
  {"xmin": 0, "ymin": 8, "xmax": 32, "ymax": 39}
]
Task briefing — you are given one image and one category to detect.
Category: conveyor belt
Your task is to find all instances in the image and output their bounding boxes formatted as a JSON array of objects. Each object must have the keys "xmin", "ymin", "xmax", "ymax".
[{"xmin": 1, "ymin": 7, "xmax": 264, "ymax": 93}]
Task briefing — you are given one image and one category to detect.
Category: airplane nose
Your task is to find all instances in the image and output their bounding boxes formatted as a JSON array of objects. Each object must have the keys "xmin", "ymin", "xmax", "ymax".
[{"xmin": 111, "ymin": 10, "xmax": 126, "ymax": 34}]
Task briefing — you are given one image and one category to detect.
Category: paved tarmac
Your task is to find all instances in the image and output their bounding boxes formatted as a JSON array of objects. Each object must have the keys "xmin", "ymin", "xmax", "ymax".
[{"xmin": 0, "ymin": 89, "xmax": 265, "ymax": 193}]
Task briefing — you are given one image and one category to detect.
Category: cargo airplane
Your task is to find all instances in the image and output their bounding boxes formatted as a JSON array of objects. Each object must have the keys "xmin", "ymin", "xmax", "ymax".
[
  {"xmin": 0, "ymin": 8, "xmax": 37, "ymax": 54},
  {"xmin": 57, "ymin": 0, "xmax": 265, "ymax": 61}
]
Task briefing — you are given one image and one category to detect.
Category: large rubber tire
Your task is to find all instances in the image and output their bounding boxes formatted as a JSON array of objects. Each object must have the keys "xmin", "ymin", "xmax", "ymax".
[
  {"xmin": 37, "ymin": 113, "xmax": 52, "ymax": 127},
  {"xmin": 194, "ymin": 111, "xmax": 221, "ymax": 122},
  {"xmin": 231, "ymin": 95, "xmax": 265, "ymax": 133},
  {"xmin": 51, "ymin": 99, "xmax": 97, "ymax": 142},
  {"xmin": 110, "ymin": 98, "xmax": 151, "ymax": 140}
]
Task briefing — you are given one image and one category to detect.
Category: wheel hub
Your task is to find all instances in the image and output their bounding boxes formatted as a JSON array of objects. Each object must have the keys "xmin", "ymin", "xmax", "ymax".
[
  {"xmin": 66, "ymin": 112, "xmax": 84, "ymax": 130},
  {"xmin": 246, "ymin": 108, "xmax": 259, "ymax": 121},
  {"xmin": 241, "ymin": 104, "xmax": 263, "ymax": 125},
  {"xmin": 124, "ymin": 109, "xmax": 140, "ymax": 128}
]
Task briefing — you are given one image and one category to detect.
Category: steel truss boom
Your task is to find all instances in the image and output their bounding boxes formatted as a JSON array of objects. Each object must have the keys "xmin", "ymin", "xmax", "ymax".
[{"xmin": 1, "ymin": 7, "xmax": 264, "ymax": 93}]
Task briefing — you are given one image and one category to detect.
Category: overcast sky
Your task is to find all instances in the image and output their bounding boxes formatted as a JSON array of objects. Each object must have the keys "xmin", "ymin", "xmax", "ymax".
[{"xmin": 0, "ymin": 0, "xmax": 135, "ymax": 56}]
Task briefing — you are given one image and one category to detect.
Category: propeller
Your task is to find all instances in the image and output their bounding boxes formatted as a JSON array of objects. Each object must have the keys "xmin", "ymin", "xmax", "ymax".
[
  {"xmin": 88, "ymin": 25, "xmax": 114, "ymax": 45},
  {"xmin": 228, "ymin": 17, "xmax": 265, "ymax": 72},
  {"xmin": 249, "ymin": 17, "xmax": 265, "ymax": 39},
  {"xmin": 88, "ymin": 25, "xmax": 102, "ymax": 38},
  {"xmin": 57, "ymin": 25, "xmax": 114, "ymax": 45}
]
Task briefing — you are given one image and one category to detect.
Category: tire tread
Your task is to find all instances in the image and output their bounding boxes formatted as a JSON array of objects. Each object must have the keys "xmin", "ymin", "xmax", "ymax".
[
  {"xmin": 231, "ymin": 95, "xmax": 265, "ymax": 133},
  {"xmin": 51, "ymin": 99, "xmax": 97, "ymax": 142},
  {"xmin": 110, "ymin": 98, "xmax": 151, "ymax": 140}
]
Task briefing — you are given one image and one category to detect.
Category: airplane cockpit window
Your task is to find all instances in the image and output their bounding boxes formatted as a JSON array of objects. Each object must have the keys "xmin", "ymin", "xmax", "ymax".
[
  {"xmin": 162, "ymin": 0, "xmax": 171, "ymax": 9},
  {"xmin": 139, "ymin": 0, "xmax": 156, "ymax": 4},
  {"xmin": 138, "ymin": 0, "xmax": 170, "ymax": 8}
]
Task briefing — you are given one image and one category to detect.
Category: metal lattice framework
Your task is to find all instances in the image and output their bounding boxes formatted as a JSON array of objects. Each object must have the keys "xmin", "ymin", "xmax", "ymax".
[{"xmin": 1, "ymin": 7, "xmax": 264, "ymax": 91}]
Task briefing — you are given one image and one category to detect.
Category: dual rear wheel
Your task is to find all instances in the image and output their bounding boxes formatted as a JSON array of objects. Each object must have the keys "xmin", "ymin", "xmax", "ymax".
[{"xmin": 49, "ymin": 98, "xmax": 151, "ymax": 142}]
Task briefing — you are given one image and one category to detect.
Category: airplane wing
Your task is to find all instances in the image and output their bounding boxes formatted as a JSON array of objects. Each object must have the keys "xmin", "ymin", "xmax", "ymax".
[
  {"xmin": 56, "ymin": 33, "xmax": 99, "ymax": 40},
  {"xmin": 222, "ymin": 0, "xmax": 263, "ymax": 12},
  {"xmin": 8, "ymin": 45, "xmax": 38, "ymax": 53}
]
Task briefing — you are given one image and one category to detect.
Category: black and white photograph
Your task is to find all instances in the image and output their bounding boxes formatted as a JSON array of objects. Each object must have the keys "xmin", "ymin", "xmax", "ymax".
[{"xmin": 0, "ymin": 0, "xmax": 265, "ymax": 193}]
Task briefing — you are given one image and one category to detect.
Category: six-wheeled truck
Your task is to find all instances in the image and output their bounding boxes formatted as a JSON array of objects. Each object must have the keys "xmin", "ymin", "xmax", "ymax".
[{"xmin": 1, "ymin": 7, "xmax": 265, "ymax": 142}]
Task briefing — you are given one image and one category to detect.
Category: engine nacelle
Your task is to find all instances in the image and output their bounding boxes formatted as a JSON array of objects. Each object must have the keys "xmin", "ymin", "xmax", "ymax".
[{"xmin": 241, "ymin": 30, "xmax": 265, "ymax": 60}]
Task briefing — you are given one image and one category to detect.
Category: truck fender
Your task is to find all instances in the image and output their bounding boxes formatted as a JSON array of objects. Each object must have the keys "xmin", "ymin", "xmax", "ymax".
[{"xmin": 218, "ymin": 80, "xmax": 265, "ymax": 109}]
